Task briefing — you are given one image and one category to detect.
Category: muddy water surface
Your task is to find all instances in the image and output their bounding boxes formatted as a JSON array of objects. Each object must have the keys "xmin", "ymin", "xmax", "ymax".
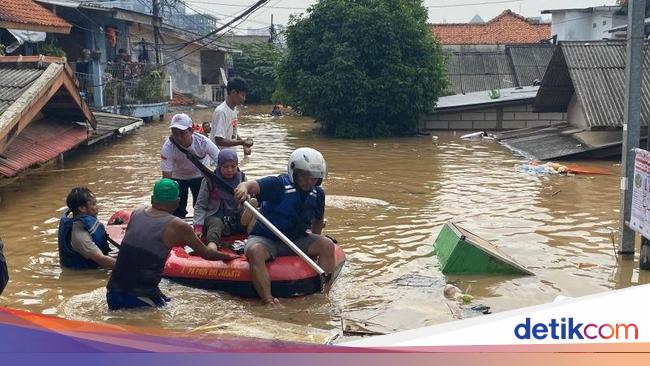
[{"xmin": 0, "ymin": 105, "xmax": 640, "ymax": 341}]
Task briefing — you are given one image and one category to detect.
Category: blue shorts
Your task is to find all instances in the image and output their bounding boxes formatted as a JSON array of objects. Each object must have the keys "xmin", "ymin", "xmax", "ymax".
[{"xmin": 106, "ymin": 290, "xmax": 169, "ymax": 310}]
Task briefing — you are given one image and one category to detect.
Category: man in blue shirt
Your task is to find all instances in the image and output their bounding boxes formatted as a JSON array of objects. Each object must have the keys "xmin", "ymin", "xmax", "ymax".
[{"xmin": 234, "ymin": 148, "xmax": 335, "ymax": 306}]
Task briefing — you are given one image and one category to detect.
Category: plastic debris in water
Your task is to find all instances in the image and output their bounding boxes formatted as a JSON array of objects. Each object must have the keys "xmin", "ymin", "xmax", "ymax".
[
  {"xmin": 519, "ymin": 162, "xmax": 570, "ymax": 176},
  {"xmin": 443, "ymin": 284, "xmax": 473, "ymax": 304}
]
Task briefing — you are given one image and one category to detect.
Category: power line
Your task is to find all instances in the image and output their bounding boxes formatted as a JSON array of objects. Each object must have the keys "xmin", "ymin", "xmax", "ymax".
[
  {"xmin": 185, "ymin": 0, "xmax": 530, "ymax": 10},
  {"xmin": 148, "ymin": 5, "xmax": 264, "ymax": 74}
]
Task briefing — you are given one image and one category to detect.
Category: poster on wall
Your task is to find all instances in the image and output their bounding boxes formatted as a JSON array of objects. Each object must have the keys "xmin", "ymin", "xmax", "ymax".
[{"xmin": 630, "ymin": 148, "xmax": 650, "ymax": 238}]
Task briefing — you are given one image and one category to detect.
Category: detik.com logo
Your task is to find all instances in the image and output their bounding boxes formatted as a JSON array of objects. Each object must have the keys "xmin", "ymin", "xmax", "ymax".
[{"xmin": 514, "ymin": 318, "xmax": 638, "ymax": 340}]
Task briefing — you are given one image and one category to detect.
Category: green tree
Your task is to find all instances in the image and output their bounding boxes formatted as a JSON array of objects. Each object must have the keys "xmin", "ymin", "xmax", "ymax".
[
  {"xmin": 277, "ymin": 0, "xmax": 446, "ymax": 138},
  {"xmin": 233, "ymin": 42, "xmax": 285, "ymax": 103}
]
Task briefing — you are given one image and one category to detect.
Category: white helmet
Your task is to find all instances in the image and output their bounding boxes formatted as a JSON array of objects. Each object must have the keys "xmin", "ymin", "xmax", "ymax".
[{"xmin": 287, "ymin": 147, "xmax": 327, "ymax": 185}]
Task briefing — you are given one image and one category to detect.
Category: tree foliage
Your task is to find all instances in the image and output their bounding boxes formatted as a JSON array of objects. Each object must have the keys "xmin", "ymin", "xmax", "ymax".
[
  {"xmin": 276, "ymin": 0, "xmax": 447, "ymax": 138},
  {"xmin": 233, "ymin": 42, "xmax": 285, "ymax": 103}
]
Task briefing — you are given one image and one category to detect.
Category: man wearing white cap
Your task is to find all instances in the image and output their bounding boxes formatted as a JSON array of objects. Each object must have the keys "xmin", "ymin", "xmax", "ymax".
[{"xmin": 161, "ymin": 113, "xmax": 220, "ymax": 218}]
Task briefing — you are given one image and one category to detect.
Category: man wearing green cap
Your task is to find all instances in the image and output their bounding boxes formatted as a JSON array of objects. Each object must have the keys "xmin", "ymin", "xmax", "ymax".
[{"xmin": 106, "ymin": 178, "xmax": 238, "ymax": 310}]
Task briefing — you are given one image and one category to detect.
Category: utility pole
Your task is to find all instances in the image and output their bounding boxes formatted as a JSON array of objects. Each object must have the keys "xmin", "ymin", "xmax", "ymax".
[
  {"xmin": 269, "ymin": 14, "xmax": 276, "ymax": 44},
  {"xmin": 618, "ymin": 0, "xmax": 647, "ymax": 255},
  {"xmin": 152, "ymin": 0, "xmax": 161, "ymax": 64}
]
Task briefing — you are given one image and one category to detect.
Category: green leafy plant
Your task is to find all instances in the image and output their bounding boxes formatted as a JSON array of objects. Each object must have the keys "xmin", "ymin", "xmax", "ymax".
[
  {"xmin": 233, "ymin": 42, "xmax": 285, "ymax": 103},
  {"xmin": 0, "ymin": 44, "xmax": 5, "ymax": 56},
  {"xmin": 39, "ymin": 37, "xmax": 66, "ymax": 57},
  {"xmin": 133, "ymin": 70, "xmax": 166, "ymax": 103},
  {"xmin": 276, "ymin": 0, "xmax": 447, "ymax": 138}
]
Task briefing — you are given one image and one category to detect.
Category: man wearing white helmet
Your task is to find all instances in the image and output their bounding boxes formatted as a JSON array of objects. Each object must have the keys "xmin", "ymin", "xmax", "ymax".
[{"xmin": 234, "ymin": 147, "xmax": 335, "ymax": 306}]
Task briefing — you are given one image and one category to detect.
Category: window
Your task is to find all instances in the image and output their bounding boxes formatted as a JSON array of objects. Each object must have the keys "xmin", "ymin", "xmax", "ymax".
[
  {"xmin": 592, "ymin": 23, "xmax": 597, "ymax": 28},
  {"xmin": 602, "ymin": 20, "xmax": 607, "ymax": 26}
]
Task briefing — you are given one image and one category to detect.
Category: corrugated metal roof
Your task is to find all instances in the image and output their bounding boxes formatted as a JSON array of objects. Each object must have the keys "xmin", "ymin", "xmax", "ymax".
[
  {"xmin": 534, "ymin": 41, "xmax": 650, "ymax": 128},
  {"xmin": 0, "ymin": 65, "xmax": 45, "ymax": 115},
  {"xmin": 446, "ymin": 51, "xmax": 515, "ymax": 94},
  {"xmin": 445, "ymin": 44, "xmax": 555, "ymax": 95},
  {"xmin": 0, "ymin": 120, "xmax": 88, "ymax": 177},
  {"xmin": 88, "ymin": 112, "xmax": 143, "ymax": 145},
  {"xmin": 508, "ymin": 45, "xmax": 556, "ymax": 86}
]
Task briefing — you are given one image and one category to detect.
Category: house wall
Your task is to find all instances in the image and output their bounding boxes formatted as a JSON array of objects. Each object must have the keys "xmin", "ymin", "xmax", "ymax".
[
  {"xmin": 420, "ymin": 103, "xmax": 567, "ymax": 131},
  {"xmin": 551, "ymin": 10, "xmax": 627, "ymax": 41},
  {"xmin": 128, "ymin": 23, "xmax": 227, "ymax": 102},
  {"xmin": 567, "ymin": 94, "xmax": 589, "ymax": 129}
]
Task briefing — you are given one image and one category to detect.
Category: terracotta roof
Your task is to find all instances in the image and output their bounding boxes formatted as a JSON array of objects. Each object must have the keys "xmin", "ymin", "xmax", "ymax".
[
  {"xmin": 0, "ymin": 0, "xmax": 71, "ymax": 34},
  {"xmin": 431, "ymin": 10, "xmax": 550, "ymax": 45},
  {"xmin": 0, "ymin": 120, "xmax": 88, "ymax": 177}
]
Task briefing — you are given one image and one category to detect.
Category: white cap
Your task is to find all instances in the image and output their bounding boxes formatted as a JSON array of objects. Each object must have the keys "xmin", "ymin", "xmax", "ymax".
[{"xmin": 170, "ymin": 113, "xmax": 192, "ymax": 130}]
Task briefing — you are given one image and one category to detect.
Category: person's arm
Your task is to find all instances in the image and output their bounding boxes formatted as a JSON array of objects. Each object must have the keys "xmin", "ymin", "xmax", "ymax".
[
  {"xmin": 202, "ymin": 135, "xmax": 221, "ymax": 162},
  {"xmin": 168, "ymin": 219, "xmax": 237, "ymax": 261},
  {"xmin": 86, "ymin": 250, "xmax": 116, "ymax": 269},
  {"xmin": 214, "ymin": 136, "xmax": 249, "ymax": 148},
  {"xmin": 310, "ymin": 188, "xmax": 326, "ymax": 235},
  {"xmin": 192, "ymin": 179, "xmax": 210, "ymax": 237},
  {"xmin": 161, "ymin": 141, "xmax": 173, "ymax": 178},
  {"xmin": 234, "ymin": 180, "xmax": 261, "ymax": 203},
  {"xmin": 70, "ymin": 224, "xmax": 115, "ymax": 269}
]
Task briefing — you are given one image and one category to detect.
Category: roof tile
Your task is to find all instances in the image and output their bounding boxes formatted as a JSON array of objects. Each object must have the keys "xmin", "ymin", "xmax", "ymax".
[
  {"xmin": 0, "ymin": 0, "xmax": 71, "ymax": 32},
  {"xmin": 431, "ymin": 10, "xmax": 550, "ymax": 45}
]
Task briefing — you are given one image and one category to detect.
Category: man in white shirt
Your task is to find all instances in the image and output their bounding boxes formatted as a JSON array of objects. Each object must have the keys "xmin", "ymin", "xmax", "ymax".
[
  {"xmin": 210, "ymin": 77, "xmax": 254, "ymax": 155},
  {"xmin": 161, "ymin": 113, "xmax": 220, "ymax": 218}
]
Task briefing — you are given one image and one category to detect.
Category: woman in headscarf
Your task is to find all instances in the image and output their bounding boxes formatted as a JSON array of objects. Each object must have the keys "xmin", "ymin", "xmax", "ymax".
[{"xmin": 193, "ymin": 149, "xmax": 255, "ymax": 249}]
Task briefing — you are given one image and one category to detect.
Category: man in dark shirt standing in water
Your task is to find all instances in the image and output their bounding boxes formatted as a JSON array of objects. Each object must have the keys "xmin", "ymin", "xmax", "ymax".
[
  {"xmin": 106, "ymin": 178, "xmax": 237, "ymax": 310},
  {"xmin": 0, "ymin": 236, "xmax": 8, "ymax": 295}
]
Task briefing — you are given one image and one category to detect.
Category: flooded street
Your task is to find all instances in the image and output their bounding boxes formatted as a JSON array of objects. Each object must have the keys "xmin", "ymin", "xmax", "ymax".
[{"xmin": 0, "ymin": 105, "xmax": 642, "ymax": 341}]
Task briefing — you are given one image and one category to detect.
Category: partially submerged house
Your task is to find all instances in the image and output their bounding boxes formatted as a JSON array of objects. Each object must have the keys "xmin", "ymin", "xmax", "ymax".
[
  {"xmin": 421, "ymin": 86, "xmax": 567, "ymax": 131},
  {"xmin": 496, "ymin": 41, "xmax": 650, "ymax": 160},
  {"xmin": 421, "ymin": 44, "xmax": 561, "ymax": 131},
  {"xmin": 421, "ymin": 10, "xmax": 558, "ymax": 131},
  {"xmin": 0, "ymin": 56, "xmax": 95, "ymax": 177},
  {"xmin": 0, "ymin": 56, "xmax": 141, "ymax": 178}
]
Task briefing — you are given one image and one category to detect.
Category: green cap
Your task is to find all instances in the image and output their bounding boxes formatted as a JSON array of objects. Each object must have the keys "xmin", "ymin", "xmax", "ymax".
[{"xmin": 152, "ymin": 178, "xmax": 179, "ymax": 203}]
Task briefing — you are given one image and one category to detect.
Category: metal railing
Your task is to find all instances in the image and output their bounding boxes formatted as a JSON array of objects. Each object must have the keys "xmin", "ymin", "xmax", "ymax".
[
  {"xmin": 74, "ymin": 71, "xmax": 94, "ymax": 105},
  {"xmin": 102, "ymin": 62, "xmax": 167, "ymax": 107}
]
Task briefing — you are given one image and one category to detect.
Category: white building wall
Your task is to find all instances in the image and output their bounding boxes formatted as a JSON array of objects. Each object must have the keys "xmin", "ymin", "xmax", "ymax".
[{"xmin": 551, "ymin": 10, "xmax": 628, "ymax": 41}]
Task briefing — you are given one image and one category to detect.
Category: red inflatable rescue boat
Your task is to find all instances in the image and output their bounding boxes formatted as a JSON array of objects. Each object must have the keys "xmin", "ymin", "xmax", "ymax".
[{"xmin": 107, "ymin": 210, "xmax": 346, "ymax": 298}]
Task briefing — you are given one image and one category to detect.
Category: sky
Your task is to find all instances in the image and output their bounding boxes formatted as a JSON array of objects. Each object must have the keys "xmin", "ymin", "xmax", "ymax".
[{"xmin": 183, "ymin": 0, "xmax": 621, "ymax": 33}]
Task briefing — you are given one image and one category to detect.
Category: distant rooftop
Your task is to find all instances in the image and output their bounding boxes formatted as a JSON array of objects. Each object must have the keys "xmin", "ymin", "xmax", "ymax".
[
  {"xmin": 0, "ymin": 0, "xmax": 71, "ymax": 33},
  {"xmin": 430, "ymin": 9, "xmax": 550, "ymax": 45},
  {"xmin": 541, "ymin": 5, "xmax": 623, "ymax": 14}
]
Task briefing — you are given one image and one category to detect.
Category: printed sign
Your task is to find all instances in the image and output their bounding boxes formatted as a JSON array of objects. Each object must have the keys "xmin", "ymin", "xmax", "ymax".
[{"xmin": 630, "ymin": 148, "xmax": 650, "ymax": 238}]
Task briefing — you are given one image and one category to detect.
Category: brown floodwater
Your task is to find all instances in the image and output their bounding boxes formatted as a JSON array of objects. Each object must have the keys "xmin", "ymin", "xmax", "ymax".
[{"xmin": 0, "ymin": 104, "xmax": 644, "ymax": 342}]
